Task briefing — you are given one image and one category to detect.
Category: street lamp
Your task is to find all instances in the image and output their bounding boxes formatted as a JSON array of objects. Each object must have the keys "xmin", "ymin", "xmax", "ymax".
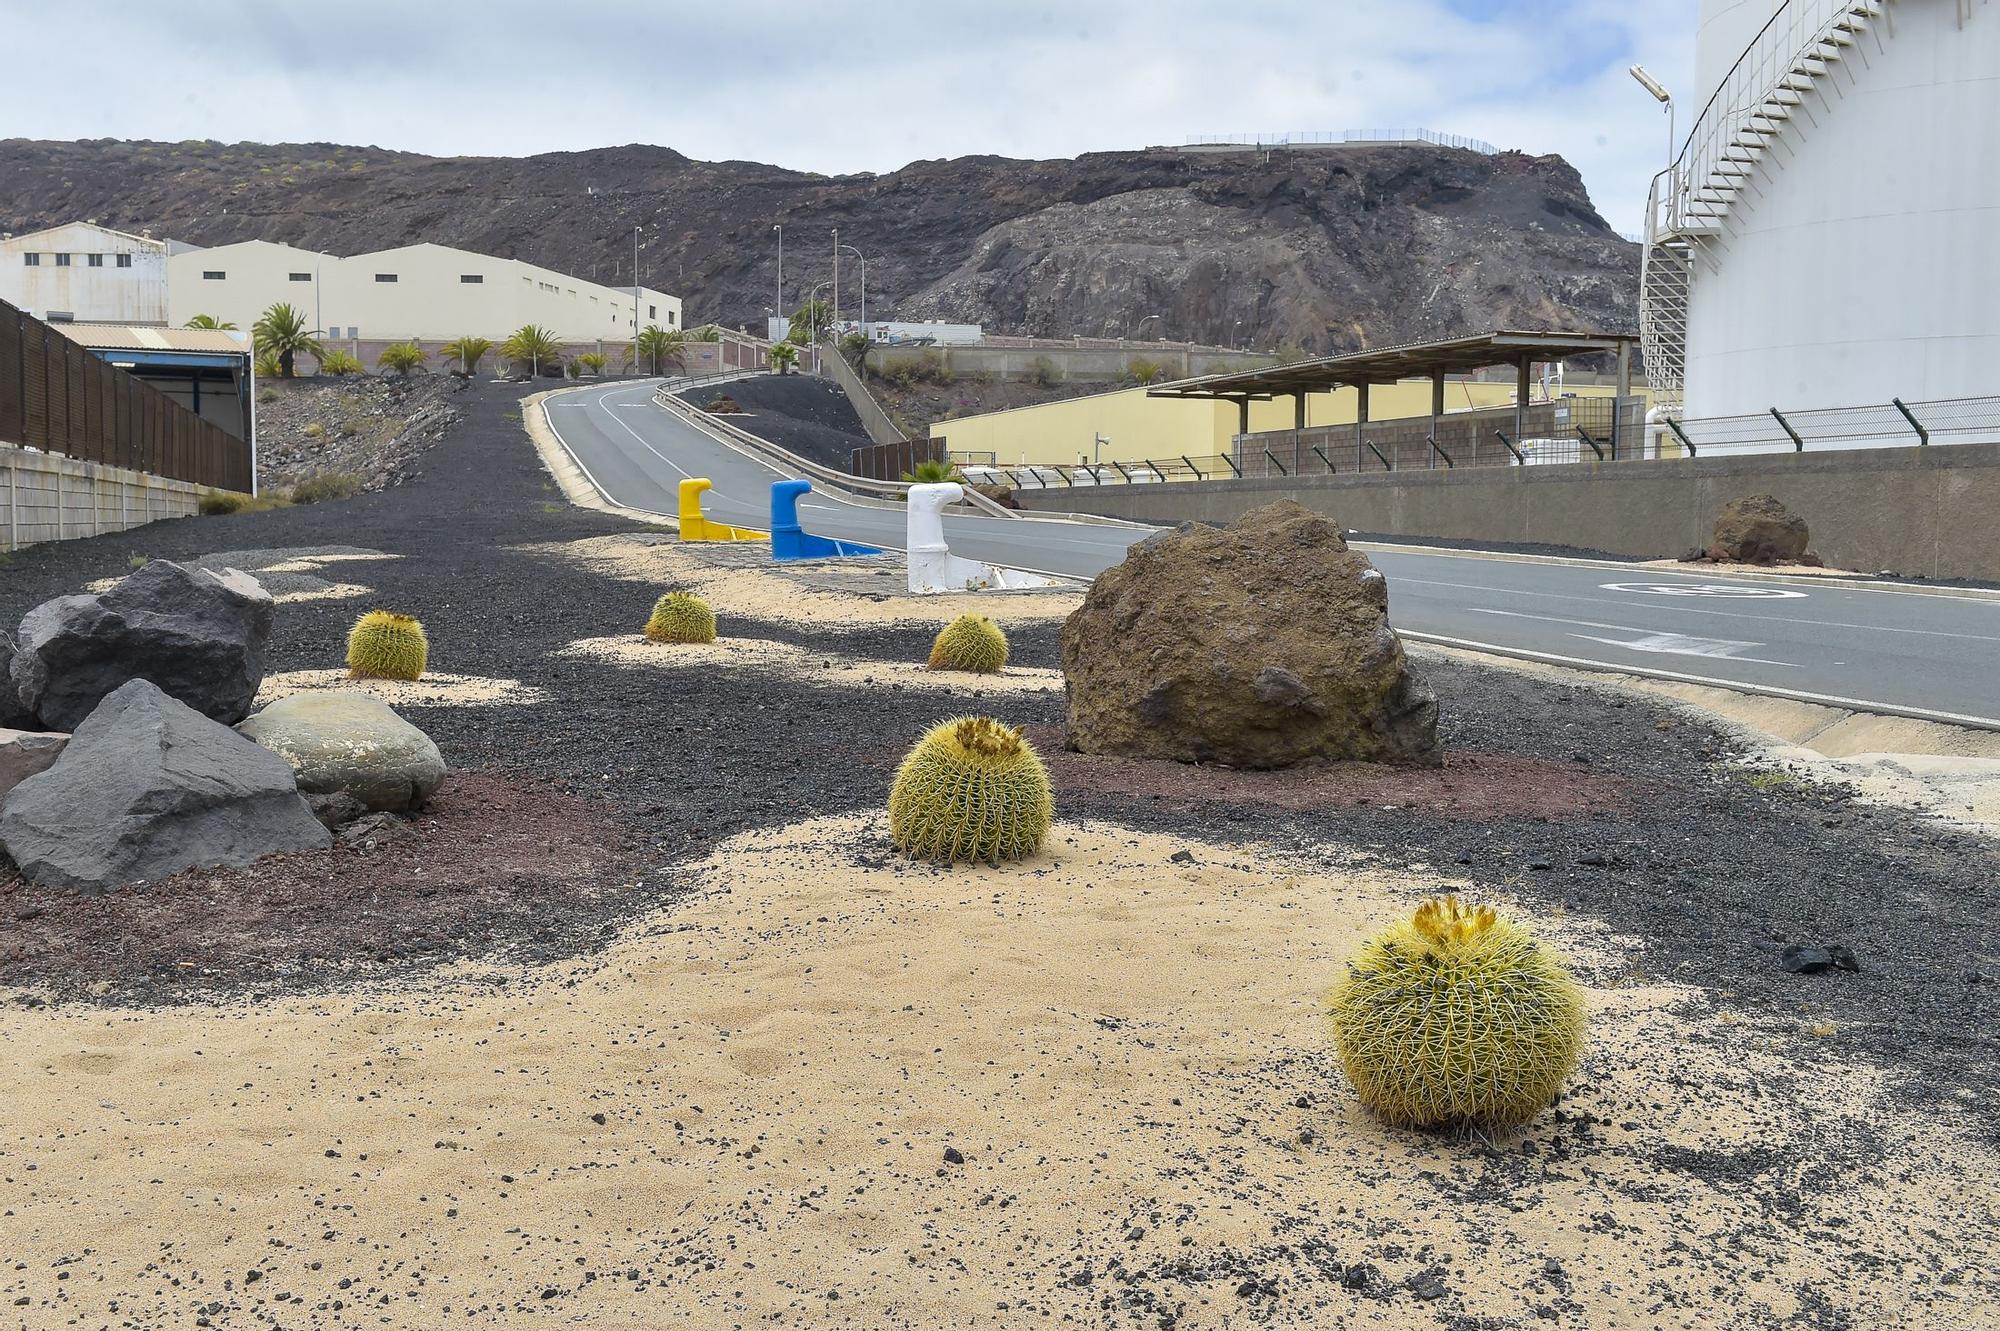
[
  {"xmin": 837, "ymin": 243, "xmax": 866, "ymax": 339},
  {"xmin": 831, "ymin": 228, "xmax": 840, "ymax": 339},
  {"xmin": 772, "ymin": 224, "xmax": 783, "ymax": 333},
  {"xmin": 1233, "ymin": 318, "xmax": 1243, "ymax": 350},
  {"xmin": 1134, "ymin": 313, "xmax": 1162, "ymax": 341},
  {"xmin": 1629, "ymin": 65, "xmax": 1675, "ymax": 161},
  {"xmin": 632, "ymin": 225, "xmax": 642, "ymax": 372}
]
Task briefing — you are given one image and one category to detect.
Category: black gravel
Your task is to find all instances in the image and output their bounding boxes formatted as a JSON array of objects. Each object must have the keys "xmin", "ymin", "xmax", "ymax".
[
  {"xmin": 3, "ymin": 380, "xmax": 1995, "ymax": 1141},
  {"xmin": 672, "ymin": 372, "xmax": 870, "ymax": 470}
]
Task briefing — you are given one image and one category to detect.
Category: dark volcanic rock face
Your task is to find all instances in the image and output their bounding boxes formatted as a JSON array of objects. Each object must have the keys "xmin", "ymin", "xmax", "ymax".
[{"xmin": 0, "ymin": 139, "xmax": 1635, "ymax": 351}]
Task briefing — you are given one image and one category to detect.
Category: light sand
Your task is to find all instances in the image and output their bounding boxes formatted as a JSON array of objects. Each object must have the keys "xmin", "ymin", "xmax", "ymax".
[
  {"xmin": 1, "ymin": 816, "xmax": 1989, "ymax": 1328},
  {"xmin": 530, "ymin": 534, "xmax": 1084, "ymax": 628},
  {"xmin": 559, "ymin": 633, "xmax": 1065, "ymax": 695},
  {"xmin": 255, "ymin": 669, "xmax": 549, "ymax": 707}
]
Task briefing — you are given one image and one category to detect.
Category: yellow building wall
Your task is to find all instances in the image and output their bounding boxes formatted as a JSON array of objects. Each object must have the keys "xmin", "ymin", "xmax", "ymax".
[{"xmin": 931, "ymin": 379, "xmax": 1630, "ymax": 466}]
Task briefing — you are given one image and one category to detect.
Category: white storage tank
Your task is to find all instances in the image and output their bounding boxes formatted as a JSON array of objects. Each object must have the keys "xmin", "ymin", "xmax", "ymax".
[{"xmin": 1681, "ymin": 0, "xmax": 2000, "ymax": 419}]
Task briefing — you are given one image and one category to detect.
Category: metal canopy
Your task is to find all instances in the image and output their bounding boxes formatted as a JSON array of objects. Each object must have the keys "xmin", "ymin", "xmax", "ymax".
[{"xmin": 1146, "ymin": 330, "xmax": 1639, "ymax": 399}]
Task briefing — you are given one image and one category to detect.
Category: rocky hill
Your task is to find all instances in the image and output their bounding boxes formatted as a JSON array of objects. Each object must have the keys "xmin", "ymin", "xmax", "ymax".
[{"xmin": 0, "ymin": 138, "xmax": 1637, "ymax": 352}]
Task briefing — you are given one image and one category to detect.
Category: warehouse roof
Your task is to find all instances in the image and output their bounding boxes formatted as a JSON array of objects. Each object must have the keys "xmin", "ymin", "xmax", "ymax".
[
  {"xmin": 1147, "ymin": 330, "xmax": 1638, "ymax": 400},
  {"xmin": 50, "ymin": 323, "xmax": 251, "ymax": 354}
]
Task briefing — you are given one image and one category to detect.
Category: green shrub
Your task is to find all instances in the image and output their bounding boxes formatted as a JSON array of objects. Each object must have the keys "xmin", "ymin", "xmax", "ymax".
[
  {"xmin": 643, "ymin": 592, "xmax": 717, "ymax": 644},
  {"xmin": 257, "ymin": 387, "xmax": 279, "ymax": 404},
  {"xmin": 198, "ymin": 488, "xmax": 290, "ymax": 515},
  {"xmin": 927, "ymin": 614, "xmax": 1009, "ymax": 673},
  {"xmin": 1126, "ymin": 357, "xmax": 1169, "ymax": 385},
  {"xmin": 1025, "ymin": 355, "xmax": 1058, "ymax": 388},
  {"xmin": 1326, "ymin": 896, "xmax": 1586, "ymax": 1129},
  {"xmin": 340, "ymin": 418, "xmax": 366, "ymax": 438},
  {"xmin": 577, "ymin": 351, "xmax": 609, "ymax": 376},
  {"xmin": 888, "ymin": 717, "xmax": 1051, "ymax": 865},
  {"xmin": 302, "ymin": 422, "xmax": 324, "ymax": 438},
  {"xmin": 346, "ymin": 610, "xmax": 428, "ymax": 681},
  {"xmin": 378, "ymin": 342, "xmax": 428, "ymax": 375},
  {"xmin": 289, "ymin": 472, "xmax": 362, "ymax": 504}
]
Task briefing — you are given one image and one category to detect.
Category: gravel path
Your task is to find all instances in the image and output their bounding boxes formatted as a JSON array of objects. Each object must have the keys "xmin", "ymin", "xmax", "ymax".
[{"xmin": 2, "ymin": 381, "xmax": 1996, "ymax": 1323}]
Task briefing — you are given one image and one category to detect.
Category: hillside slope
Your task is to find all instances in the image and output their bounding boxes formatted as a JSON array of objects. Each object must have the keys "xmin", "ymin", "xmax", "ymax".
[{"xmin": 0, "ymin": 138, "xmax": 1636, "ymax": 352}]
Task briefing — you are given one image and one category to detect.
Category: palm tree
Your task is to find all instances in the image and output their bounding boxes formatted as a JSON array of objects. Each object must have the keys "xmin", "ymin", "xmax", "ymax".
[
  {"xmin": 185, "ymin": 314, "xmax": 237, "ymax": 330},
  {"xmin": 437, "ymin": 336, "xmax": 493, "ymax": 378},
  {"xmin": 785, "ymin": 299, "xmax": 831, "ymax": 345},
  {"xmin": 631, "ymin": 324, "xmax": 685, "ymax": 377},
  {"xmin": 768, "ymin": 343, "xmax": 800, "ymax": 375},
  {"xmin": 252, "ymin": 302, "xmax": 322, "ymax": 379},
  {"xmin": 901, "ymin": 458, "xmax": 963, "ymax": 485},
  {"xmin": 501, "ymin": 325, "xmax": 564, "ymax": 378},
  {"xmin": 577, "ymin": 351, "xmax": 609, "ymax": 376},
  {"xmin": 378, "ymin": 342, "xmax": 428, "ymax": 375},
  {"xmin": 686, "ymin": 324, "xmax": 722, "ymax": 343},
  {"xmin": 316, "ymin": 349, "xmax": 364, "ymax": 376}
]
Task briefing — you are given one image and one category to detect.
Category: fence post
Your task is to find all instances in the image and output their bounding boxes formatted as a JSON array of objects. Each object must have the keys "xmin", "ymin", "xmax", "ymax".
[
  {"xmin": 1425, "ymin": 434, "xmax": 1454, "ymax": 468},
  {"xmin": 1665, "ymin": 418, "xmax": 1698, "ymax": 456},
  {"xmin": 1492, "ymin": 429, "xmax": 1525, "ymax": 464},
  {"xmin": 1577, "ymin": 427, "xmax": 1606, "ymax": 461},
  {"xmin": 1891, "ymin": 397, "xmax": 1929, "ymax": 445},
  {"xmin": 1182, "ymin": 455, "xmax": 1204, "ymax": 479},
  {"xmin": 1769, "ymin": 407, "xmax": 1805, "ymax": 451}
]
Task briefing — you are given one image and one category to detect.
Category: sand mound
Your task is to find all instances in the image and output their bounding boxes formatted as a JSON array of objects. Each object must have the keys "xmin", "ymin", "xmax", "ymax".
[
  {"xmin": 1, "ymin": 816, "xmax": 1988, "ymax": 1328},
  {"xmin": 255, "ymin": 669, "xmax": 548, "ymax": 707},
  {"xmin": 558, "ymin": 634, "xmax": 1064, "ymax": 695},
  {"xmin": 529, "ymin": 533, "xmax": 1084, "ymax": 628}
]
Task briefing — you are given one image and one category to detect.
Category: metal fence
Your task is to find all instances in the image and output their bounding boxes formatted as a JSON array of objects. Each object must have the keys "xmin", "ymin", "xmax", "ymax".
[
  {"xmin": 851, "ymin": 437, "xmax": 946, "ymax": 482},
  {"xmin": 950, "ymin": 393, "xmax": 2000, "ymax": 490},
  {"xmin": 1185, "ymin": 129, "xmax": 1498, "ymax": 154},
  {"xmin": 0, "ymin": 299, "xmax": 252, "ymax": 492}
]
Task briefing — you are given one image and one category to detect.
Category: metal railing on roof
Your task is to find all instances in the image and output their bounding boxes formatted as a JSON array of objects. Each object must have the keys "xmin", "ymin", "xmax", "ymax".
[{"xmin": 1183, "ymin": 129, "xmax": 1498, "ymax": 154}]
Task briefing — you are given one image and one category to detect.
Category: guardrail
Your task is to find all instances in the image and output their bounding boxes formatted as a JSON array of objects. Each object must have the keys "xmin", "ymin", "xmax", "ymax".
[{"xmin": 954, "ymin": 394, "xmax": 2000, "ymax": 488}]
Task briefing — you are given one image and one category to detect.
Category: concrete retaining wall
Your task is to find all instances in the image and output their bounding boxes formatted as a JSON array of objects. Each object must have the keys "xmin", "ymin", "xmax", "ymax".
[
  {"xmin": 869, "ymin": 343, "xmax": 1274, "ymax": 384},
  {"xmin": 1013, "ymin": 441, "xmax": 2000, "ymax": 582},
  {"xmin": 1, "ymin": 444, "xmax": 208, "ymax": 551}
]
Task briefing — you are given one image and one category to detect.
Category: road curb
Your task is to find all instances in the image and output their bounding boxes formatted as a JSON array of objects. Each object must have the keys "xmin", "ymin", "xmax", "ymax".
[{"xmin": 522, "ymin": 385, "xmax": 678, "ymax": 529}]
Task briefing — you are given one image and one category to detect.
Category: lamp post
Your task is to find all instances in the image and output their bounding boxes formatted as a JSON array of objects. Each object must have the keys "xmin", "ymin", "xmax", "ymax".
[
  {"xmin": 1629, "ymin": 64, "xmax": 1675, "ymax": 162},
  {"xmin": 1134, "ymin": 313, "xmax": 1162, "ymax": 341},
  {"xmin": 831, "ymin": 227, "xmax": 840, "ymax": 341},
  {"xmin": 808, "ymin": 279, "xmax": 831, "ymax": 373},
  {"xmin": 632, "ymin": 225, "xmax": 642, "ymax": 373},
  {"xmin": 772, "ymin": 224, "xmax": 783, "ymax": 333},
  {"xmin": 837, "ymin": 243, "xmax": 866, "ymax": 340}
]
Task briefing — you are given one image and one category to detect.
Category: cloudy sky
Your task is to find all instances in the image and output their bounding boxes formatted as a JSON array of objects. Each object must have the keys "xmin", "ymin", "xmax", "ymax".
[{"xmin": 2, "ymin": 0, "xmax": 1695, "ymax": 235}]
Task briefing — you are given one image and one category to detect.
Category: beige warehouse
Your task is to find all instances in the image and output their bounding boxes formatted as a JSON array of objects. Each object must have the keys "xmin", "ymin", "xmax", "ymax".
[{"xmin": 166, "ymin": 240, "xmax": 680, "ymax": 343}]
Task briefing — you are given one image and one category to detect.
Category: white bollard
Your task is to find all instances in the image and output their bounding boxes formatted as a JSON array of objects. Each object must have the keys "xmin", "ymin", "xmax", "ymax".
[{"xmin": 905, "ymin": 482, "xmax": 1058, "ymax": 594}]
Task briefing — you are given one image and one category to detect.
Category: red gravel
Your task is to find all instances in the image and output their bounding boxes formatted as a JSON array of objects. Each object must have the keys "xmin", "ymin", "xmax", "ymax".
[{"xmin": 0, "ymin": 772, "xmax": 636, "ymax": 1001}]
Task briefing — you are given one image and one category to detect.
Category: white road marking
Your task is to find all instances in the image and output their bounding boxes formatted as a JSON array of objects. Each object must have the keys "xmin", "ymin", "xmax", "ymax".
[
  {"xmin": 1598, "ymin": 581, "xmax": 1808, "ymax": 599},
  {"xmin": 1469, "ymin": 608, "xmax": 1795, "ymax": 667}
]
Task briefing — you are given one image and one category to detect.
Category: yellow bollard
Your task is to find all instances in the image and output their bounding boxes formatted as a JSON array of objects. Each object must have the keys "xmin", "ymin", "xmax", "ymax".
[{"xmin": 677, "ymin": 478, "xmax": 766, "ymax": 542}]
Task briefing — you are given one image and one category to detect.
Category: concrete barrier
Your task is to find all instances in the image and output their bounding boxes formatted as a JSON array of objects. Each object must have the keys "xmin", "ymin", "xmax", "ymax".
[
  {"xmin": 1012, "ymin": 441, "xmax": 2000, "ymax": 582},
  {"xmin": 2, "ymin": 444, "xmax": 208, "ymax": 551}
]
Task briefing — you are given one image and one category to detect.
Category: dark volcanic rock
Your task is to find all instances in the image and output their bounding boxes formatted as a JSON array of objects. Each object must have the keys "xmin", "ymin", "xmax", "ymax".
[
  {"xmin": 10, "ymin": 559, "xmax": 273, "ymax": 730},
  {"xmin": 1711, "ymin": 494, "xmax": 1811, "ymax": 565},
  {"xmin": 1061, "ymin": 500, "xmax": 1441, "ymax": 768},
  {"xmin": 0, "ymin": 634, "xmax": 35, "ymax": 729},
  {"xmin": 0, "ymin": 679, "xmax": 329, "ymax": 891},
  {"xmin": 0, "ymin": 139, "xmax": 1637, "ymax": 353}
]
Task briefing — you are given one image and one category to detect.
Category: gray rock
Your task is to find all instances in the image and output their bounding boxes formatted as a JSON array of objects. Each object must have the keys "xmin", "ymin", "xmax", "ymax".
[
  {"xmin": 0, "ymin": 679, "xmax": 328, "ymax": 891},
  {"xmin": 0, "ymin": 728, "xmax": 69, "ymax": 803},
  {"xmin": 0, "ymin": 635, "xmax": 35, "ymax": 729},
  {"xmin": 11, "ymin": 560, "xmax": 274, "ymax": 731},
  {"xmin": 237, "ymin": 691, "xmax": 445, "ymax": 813}
]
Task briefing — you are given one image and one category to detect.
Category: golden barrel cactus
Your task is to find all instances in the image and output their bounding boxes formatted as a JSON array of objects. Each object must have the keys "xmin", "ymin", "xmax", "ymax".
[
  {"xmin": 644, "ymin": 592, "xmax": 717, "ymax": 644},
  {"xmin": 927, "ymin": 613, "xmax": 1009, "ymax": 673},
  {"xmin": 889, "ymin": 716, "xmax": 1051, "ymax": 865},
  {"xmin": 1327, "ymin": 896, "xmax": 1585, "ymax": 1129},
  {"xmin": 345, "ymin": 610, "xmax": 428, "ymax": 681}
]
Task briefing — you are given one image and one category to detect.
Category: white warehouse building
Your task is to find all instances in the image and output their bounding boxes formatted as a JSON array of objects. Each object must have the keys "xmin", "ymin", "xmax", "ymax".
[
  {"xmin": 1643, "ymin": 0, "xmax": 1998, "ymax": 429},
  {"xmin": 0, "ymin": 222, "xmax": 181, "ymax": 325},
  {"xmin": 166, "ymin": 239, "xmax": 681, "ymax": 344}
]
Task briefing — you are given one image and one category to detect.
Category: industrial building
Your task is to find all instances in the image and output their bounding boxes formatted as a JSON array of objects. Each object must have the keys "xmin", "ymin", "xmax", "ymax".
[
  {"xmin": 0, "ymin": 222, "xmax": 181, "ymax": 326},
  {"xmin": 166, "ymin": 239, "xmax": 681, "ymax": 344},
  {"xmin": 49, "ymin": 322, "xmax": 255, "ymax": 443},
  {"xmin": 1641, "ymin": 0, "xmax": 1996, "ymax": 426}
]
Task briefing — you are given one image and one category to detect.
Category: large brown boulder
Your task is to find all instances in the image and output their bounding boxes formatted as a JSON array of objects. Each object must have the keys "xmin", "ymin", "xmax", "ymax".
[
  {"xmin": 1061, "ymin": 500, "xmax": 1441, "ymax": 768},
  {"xmin": 1711, "ymin": 494, "xmax": 1809, "ymax": 564}
]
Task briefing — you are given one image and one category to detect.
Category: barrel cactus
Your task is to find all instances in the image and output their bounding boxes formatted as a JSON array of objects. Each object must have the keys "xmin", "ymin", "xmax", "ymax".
[
  {"xmin": 644, "ymin": 592, "xmax": 717, "ymax": 644},
  {"xmin": 346, "ymin": 610, "xmax": 428, "ymax": 681},
  {"xmin": 1327, "ymin": 895, "xmax": 1585, "ymax": 1129},
  {"xmin": 927, "ymin": 613, "xmax": 1009, "ymax": 673},
  {"xmin": 889, "ymin": 716, "xmax": 1051, "ymax": 864}
]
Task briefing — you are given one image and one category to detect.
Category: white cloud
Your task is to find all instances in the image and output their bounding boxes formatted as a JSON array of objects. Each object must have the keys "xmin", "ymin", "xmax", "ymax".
[{"xmin": 0, "ymin": 0, "xmax": 1698, "ymax": 234}]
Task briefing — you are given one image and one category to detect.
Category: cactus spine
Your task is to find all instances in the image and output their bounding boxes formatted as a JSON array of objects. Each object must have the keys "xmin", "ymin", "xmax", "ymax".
[
  {"xmin": 889, "ymin": 716, "xmax": 1051, "ymax": 865},
  {"xmin": 1326, "ymin": 895, "xmax": 1585, "ymax": 1129},
  {"xmin": 345, "ymin": 610, "xmax": 428, "ymax": 681},
  {"xmin": 644, "ymin": 592, "xmax": 717, "ymax": 644},
  {"xmin": 927, "ymin": 613, "xmax": 1009, "ymax": 673}
]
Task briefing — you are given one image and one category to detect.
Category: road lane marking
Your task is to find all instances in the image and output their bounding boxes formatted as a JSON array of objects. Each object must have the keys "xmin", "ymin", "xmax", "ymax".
[
  {"xmin": 1397, "ymin": 576, "xmax": 2000, "ymax": 644},
  {"xmin": 1468, "ymin": 608, "xmax": 1796, "ymax": 667},
  {"xmin": 1401, "ymin": 632, "xmax": 2000, "ymax": 731},
  {"xmin": 1599, "ymin": 581, "xmax": 1807, "ymax": 599}
]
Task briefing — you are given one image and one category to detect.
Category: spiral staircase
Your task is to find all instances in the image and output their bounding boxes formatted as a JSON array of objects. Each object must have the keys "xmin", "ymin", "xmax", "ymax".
[{"xmin": 1638, "ymin": 0, "xmax": 1907, "ymax": 411}]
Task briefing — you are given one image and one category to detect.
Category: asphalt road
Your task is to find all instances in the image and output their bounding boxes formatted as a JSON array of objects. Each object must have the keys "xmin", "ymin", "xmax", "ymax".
[{"xmin": 544, "ymin": 379, "xmax": 2000, "ymax": 728}]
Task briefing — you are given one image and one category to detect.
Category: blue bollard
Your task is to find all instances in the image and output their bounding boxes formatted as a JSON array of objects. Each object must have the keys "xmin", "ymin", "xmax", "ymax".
[{"xmin": 770, "ymin": 479, "xmax": 885, "ymax": 561}]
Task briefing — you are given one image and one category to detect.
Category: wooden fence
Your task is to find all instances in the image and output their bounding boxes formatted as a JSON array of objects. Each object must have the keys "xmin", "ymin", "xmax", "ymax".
[
  {"xmin": 850, "ymin": 437, "xmax": 945, "ymax": 481},
  {"xmin": 0, "ymin": 299, "xmax": 253, "ymax": 492}
]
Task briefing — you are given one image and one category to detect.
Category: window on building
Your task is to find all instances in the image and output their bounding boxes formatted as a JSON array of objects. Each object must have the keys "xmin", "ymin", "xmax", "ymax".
[
  {"xmin": 45, "ymin": 311, "xmax": 74, "ymax": 323},
  {"xmin": 54, "ymin": 253, "xmax": 70, "ymax": 267},
  {"xmin": 668, "ymin": 310, "xmax": 677, "ymax": 326},
  {"xmin": 22, "ymin": 254, "xmax": 38, "ymax": 267},
  {"xmin": 202, "ymin": 270, "xmax": 225, "ymax": 280},
  {"xmin": 87, "ymin": 253, "xmax": 104, "ymax": 268},
  {"xmin": 116, "ymin": 254, "xmax": 132, "ymax": 268},
  {"xmin": 375, "ymin": 273, "xmax": 397, "ymax": 283},
  {"xmin": 289, "ymin": 272, "xmax": 312, "ymax": 282},
  {"xmin": 649, "ymin": 305, "xmax": 657, "ymax": 320},
  {"xmin": 460, "ymin": 274, "xmax": 483, "ymax": 284}
]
